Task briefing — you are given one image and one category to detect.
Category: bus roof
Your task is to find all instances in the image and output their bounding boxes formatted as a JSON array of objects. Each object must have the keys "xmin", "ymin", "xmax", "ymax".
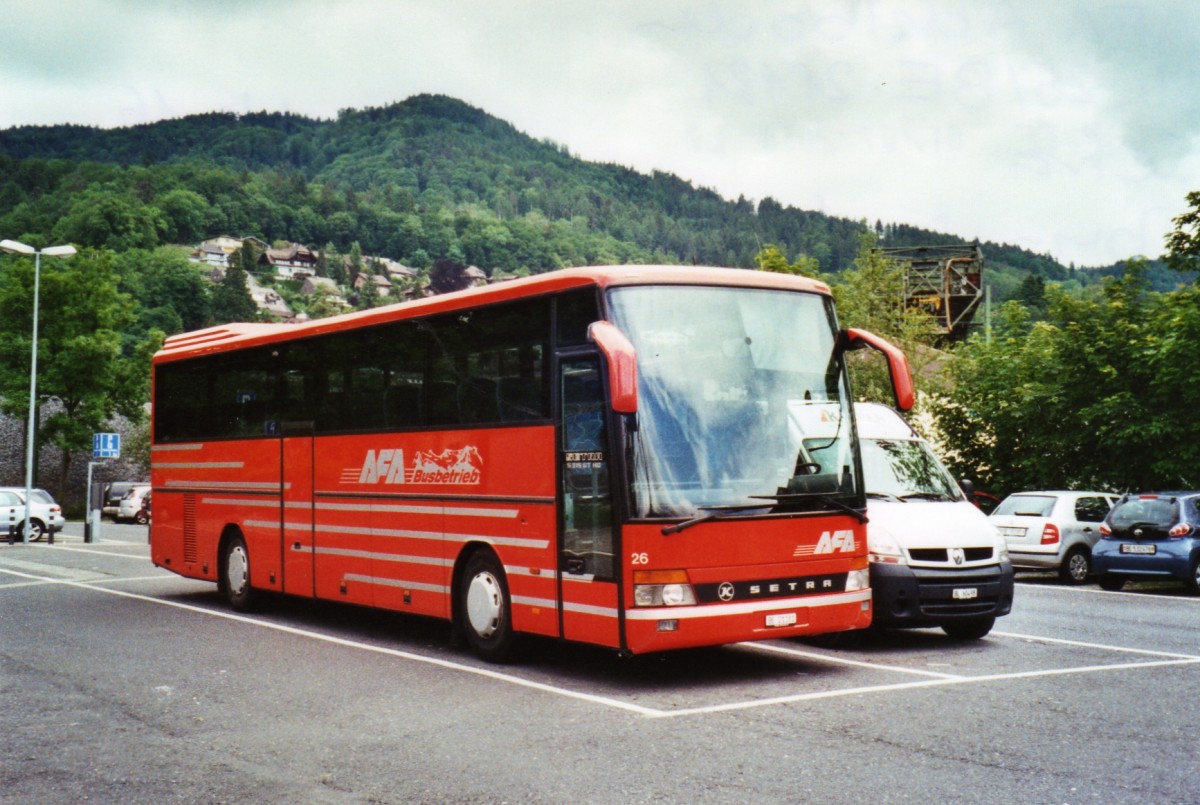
[{"xmin": 156, "ymin": 265, "xmax": 832, "ymax": 363}]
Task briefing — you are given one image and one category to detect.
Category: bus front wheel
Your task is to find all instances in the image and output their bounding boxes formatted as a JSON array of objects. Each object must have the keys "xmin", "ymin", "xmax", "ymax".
[
  {"xmin": 219, "ymin": 533, "xmax": 255, "ymax": 612},
  {"xmin": 459, "ymin": 550, "xmax": 516, "ymax": 663}
]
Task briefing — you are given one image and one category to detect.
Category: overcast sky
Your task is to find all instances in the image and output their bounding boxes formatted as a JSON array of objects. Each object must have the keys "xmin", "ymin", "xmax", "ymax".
[{"xmin": 3, "ymin": 0, "xmax": 1198, "ymax": 267}]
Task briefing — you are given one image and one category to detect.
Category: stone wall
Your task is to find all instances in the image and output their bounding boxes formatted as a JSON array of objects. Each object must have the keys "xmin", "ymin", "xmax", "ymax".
[{"xmin": 0, "ymin": 411, "xmax": 147, "ymax": 518}]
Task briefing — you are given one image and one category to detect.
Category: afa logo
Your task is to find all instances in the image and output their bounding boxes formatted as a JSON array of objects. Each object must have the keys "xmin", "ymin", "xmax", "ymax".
[
  {"xmin": 795, "ymin": 529, "xmax": 857, "ymax": 556},
  {"xmin": 346, "ymin": 446, "xmax": 483, "ymax": 485}
]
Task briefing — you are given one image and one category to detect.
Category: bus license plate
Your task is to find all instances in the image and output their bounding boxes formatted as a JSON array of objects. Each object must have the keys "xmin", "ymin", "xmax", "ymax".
[
  {"xmin": 765, "ymin": 612, "xmax": 797, "ymax": 628},
  {"xmin": 952, "ymin": 588, "xmax": 978, "ymax": 600},
  {"xmin": 1121, "ymin": 544, "xmax": 1156, "ymax": 554}
]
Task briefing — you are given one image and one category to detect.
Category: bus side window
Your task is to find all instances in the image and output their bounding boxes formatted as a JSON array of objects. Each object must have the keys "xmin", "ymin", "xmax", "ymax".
[{"xmin": 561, "ymin": 358, "xmax": 613, "ymax": 579}]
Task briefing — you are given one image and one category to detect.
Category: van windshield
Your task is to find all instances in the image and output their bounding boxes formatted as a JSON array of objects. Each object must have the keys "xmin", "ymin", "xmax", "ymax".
[{"xmin": 860, "ymin": 438, "xmax": 962, "ymax": 502}]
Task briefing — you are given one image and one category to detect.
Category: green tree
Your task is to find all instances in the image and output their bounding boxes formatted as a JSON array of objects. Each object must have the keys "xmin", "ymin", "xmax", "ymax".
[
  {"xmin": 1165, "ymin": 190, "xmax": 1200, "ymax": 275},
  {"xmin": 0, "ymin": 248, "xmax": 154, "ymax": 501},
  {"xmin": 210, "ymin": 246, "xmax": 259, "ymax": 323},
  {"xmin": 831, "ymin": 235, "xmax": 940, "ymax": 408},
  {"xmin": 931, "ymin": 261, "xmax": 1200, "ymax": 494},
  {"xmin": 753, "ymin": 244, "xmax": 820, "ymax": 277}
]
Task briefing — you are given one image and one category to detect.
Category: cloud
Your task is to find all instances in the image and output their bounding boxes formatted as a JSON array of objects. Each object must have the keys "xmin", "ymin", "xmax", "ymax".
[{"xmin": 0, "ymin": 0, "xmax": 1196, "ymax": 265}]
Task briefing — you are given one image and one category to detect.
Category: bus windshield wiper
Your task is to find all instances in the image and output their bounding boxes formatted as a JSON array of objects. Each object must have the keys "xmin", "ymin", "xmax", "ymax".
[
  {"xmin": 661, "ymin": 503, "xmax": 772, "ymax": 535},
  {"xmin": 749, "ymin": 492, "xmax": 869, "ymax": 523}
]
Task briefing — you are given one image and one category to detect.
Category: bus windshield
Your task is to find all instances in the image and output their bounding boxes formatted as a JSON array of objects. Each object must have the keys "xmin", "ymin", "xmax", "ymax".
[{"xmin": 607, "ymin": 284, "xmax": 859, "ymax": 518}]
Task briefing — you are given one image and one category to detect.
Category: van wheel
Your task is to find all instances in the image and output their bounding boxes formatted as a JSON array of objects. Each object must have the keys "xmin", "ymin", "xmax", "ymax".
[
  {"xmin": 458, "ymin": 550, "xmax": 516, "ymax": 662},
  {"xmin": 941, "ymin": 616, "xmax": 995, "ymax": 640},
  {"xmin": 219, "ymin": 534, "xmax": 255, "ymax": 611},
  {"xmin": 1059, "ymin": 547, "xmax": 1091, "ymax": 584}
]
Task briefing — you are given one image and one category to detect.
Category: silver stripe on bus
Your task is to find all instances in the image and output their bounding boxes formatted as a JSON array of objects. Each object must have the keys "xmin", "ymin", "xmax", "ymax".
[
  {"xmin": 561, "ymin": 600, "xmax": 619, "ymax": 619},
  {"xmin": 313, "ymin": 547, "xmax": 451, "ymax": 567},
  {"xmin": 164, "ymin": 480, "xmax": 283, "ymax": 490},
  {"xmin": 512, "ymin": 594, "xmax": 558, "ymax": 609},
  {"xmin": 316, "ymin": 501, "xmax": 519, "ymax": 519},
  {"xmin": 153, "ymin": 462, "xmax": 246, "ymax": 469},
  {"xmin": 343, "ymin": 573, "xmax": 447, "ymax": 595},
  {"xmin": 623, "ymin": 589, "xmax": 872, "ymax": 621},
  {"xmin": 151, "ymin": 443, "xmax": 204, "ymax": 451},
  {"xmin": 205, "ymin": 498, "xmax": 282, "ymax": 508},
  {"xmin": 314, "ymin": 524, "xmax": 548, "ymax": 550}
]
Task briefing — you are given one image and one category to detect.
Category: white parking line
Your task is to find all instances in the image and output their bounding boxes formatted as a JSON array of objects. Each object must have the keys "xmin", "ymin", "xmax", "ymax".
[
  {"xmin": 0, "ymin": 566, "xmax": 665, "ymax": 717},
  {"xmin": 5, "ymin": 563, "xmax": 1198, "ymax": 719}
]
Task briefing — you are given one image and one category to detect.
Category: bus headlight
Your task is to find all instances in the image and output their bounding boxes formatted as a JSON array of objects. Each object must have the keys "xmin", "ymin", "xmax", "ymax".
[{"xmin": 633, "ymin": 570, "xmax": 698, "ymax": 607}]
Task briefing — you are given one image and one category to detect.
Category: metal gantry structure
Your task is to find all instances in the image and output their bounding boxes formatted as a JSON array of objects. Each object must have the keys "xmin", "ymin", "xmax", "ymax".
[{"xmin": 881, "ymin": 242, "xmax": 985, "ymax": 342}]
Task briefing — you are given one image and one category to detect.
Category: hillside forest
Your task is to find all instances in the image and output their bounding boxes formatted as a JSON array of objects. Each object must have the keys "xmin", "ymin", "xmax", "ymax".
[{"xmin": 1, "ymin": 94, "xmax": 1198, "ymax": 503}]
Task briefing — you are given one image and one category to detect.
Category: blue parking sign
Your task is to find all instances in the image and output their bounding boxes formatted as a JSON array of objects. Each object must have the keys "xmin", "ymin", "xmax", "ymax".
[{"xmin": 93, "ymin": 432, "xmax": 121, "ymax": 459}]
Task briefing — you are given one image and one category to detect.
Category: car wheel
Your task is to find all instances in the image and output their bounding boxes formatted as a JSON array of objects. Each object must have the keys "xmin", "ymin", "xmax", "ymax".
[
  {"xmin": 1059, "ymin": 547, "xmax": 1091, "ymax": 584},
  {"xmin": 941, "ymin": 616, "xmax": 995, "ymax": 641},
  {"xmin": 1187, "ymin": 558, "xmax": 1200, "ymax": 594},
  {"xmin": 20, "ymin": 519, "xmax": 46, "ymax": 542},
  {"xmin": 219, "ymin": 534, "xmax": 255, "ymax": 611},
  {"xmin": 1098, "ymin": 574, "xmax": 1126, "ymax": 591},
  {"xmin": 135, "ymin": 510, "xmax": 149, "ymax": 525},
  {"xmin": 458, "ymin": 549, "xmax": 516, "ymax": 662}
]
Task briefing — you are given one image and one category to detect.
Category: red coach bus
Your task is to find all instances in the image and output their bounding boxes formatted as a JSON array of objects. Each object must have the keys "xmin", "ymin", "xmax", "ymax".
[{"xmin": 150, "ymin": 266, "xmax": 912, "ymax": 660}]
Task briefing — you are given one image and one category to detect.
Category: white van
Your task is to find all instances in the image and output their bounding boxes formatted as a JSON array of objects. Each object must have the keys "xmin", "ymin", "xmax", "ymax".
[{"xmin": 856, "ymin": 403, "xmax": 1014, "ymax": 639}]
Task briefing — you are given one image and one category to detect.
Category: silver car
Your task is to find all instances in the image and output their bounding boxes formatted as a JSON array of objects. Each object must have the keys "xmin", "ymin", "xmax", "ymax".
[
  {"xmin": 990, "ymin": 491, "xmax": 1117, "ymax": 583},
  {"xmin": 0, "ymin": 487, "xmax": 65, "ymax": 542}
]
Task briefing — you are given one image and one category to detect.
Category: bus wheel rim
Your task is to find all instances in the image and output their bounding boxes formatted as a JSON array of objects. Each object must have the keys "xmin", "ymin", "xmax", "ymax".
[
  {"xmin": 227, "ymin": 545, "xmax": 249, "ymax": 595},
  {"xmin": 466, "ymin": 571, "xmax": 502, "ymax": 638}
]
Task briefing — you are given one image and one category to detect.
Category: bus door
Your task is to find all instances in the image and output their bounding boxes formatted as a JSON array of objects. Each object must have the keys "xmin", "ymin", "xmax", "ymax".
[
  {"xmin": 280, "ymin": 420, "xmax": 316, "ymax": 597},
  {"xmin": 558, "ymin": 355, "xmax": 620, "ymax": 647}
]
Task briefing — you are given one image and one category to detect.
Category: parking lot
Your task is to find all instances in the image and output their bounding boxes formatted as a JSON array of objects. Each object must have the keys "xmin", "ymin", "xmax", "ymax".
[{"xmin": 3, "ymin": 524, "xmax": 1199, "ymax": 803}]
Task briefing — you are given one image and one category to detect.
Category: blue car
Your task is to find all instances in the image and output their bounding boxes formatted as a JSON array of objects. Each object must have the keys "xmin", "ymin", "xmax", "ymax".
[{"xmin": 1093, "ymin": 492, "xmax": 1200, "ymax": 592}]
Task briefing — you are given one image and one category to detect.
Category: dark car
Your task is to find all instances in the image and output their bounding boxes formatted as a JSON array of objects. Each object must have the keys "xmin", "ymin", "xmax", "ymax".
[{"xmin": 1093, "ymin": 492, "xmax": 1200, "ymax": 592}]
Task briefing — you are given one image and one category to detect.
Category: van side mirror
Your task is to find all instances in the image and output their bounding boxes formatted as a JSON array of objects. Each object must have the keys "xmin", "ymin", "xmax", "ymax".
[
  {"xmin": 588, "ymin": 321, "xmax": 638, "ymax": 414},
  {"xmin": 841, "ymin": 328, "xmax": 915, "ymax": 411}
]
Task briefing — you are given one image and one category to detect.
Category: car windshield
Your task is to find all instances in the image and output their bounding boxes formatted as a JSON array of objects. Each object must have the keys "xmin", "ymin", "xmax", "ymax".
[
  {"xmin": 607, "ymin": 284, "xmax": 858, "ymax": 518},
  {"xmin": 993, "ymin": 494, "xmax": 1056, "ymax": 518},
  {"xmin": 860, "ymin": 438, "xmax": 962, "ymax": 501},
  {"xmin": 1109, "ymin": 498, "xmax": 1177, "ymax": 530}
]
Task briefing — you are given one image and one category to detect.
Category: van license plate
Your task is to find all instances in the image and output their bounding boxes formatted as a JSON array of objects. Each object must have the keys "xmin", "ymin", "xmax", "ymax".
[
  {"xmin": 1120, "ymin": 544, "xmax": 1156, "ymax": 554},
  {"xmin": 765, "ymin": 613, "xmax": 797, "ymax": 627},
  {"xmin": 952, "ymin": 588, "xmax": 978, "ymax": 600}
]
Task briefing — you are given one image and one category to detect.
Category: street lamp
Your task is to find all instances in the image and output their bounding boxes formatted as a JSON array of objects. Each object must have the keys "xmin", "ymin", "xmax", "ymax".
[{"xmin": 0, "ymin": 239, "xmax": 76, "ymax": 543}]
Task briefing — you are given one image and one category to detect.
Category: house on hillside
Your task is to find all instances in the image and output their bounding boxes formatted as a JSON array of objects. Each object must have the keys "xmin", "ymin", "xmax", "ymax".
[
  {"xmin": 352, "ymin": 271, "xmax": 394, "ymax": 298},
  {"xmin": 246, "ymin": 275, "xmax": 294, "ymax": 320},
  {"xmin": 188, "ymin": 235, "xmax": 269, "ymax": 268},
  {"xmin": 300, "ymin": 276, "xmax": 350, "ymax": 308},
  {"xmin": 259, "ymin": 243, "xmax": 319, "ymax": 279}
]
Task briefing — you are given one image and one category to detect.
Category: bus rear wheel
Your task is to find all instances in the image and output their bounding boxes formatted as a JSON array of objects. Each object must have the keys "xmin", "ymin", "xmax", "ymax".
[
  {"xmin": 219, "ymin": 534, "xmax": 255, "ymax": 612},
  {"xmin": 459, "ymin": 550, "xmax": 516, "ymax": 663}
]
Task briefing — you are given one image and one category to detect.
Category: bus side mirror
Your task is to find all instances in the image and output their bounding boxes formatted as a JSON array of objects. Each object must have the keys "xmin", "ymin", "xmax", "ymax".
[
  {"xmin": 588, "ymin": 321, "xmax": 638, "ymax": 414},
  {"xmin": 841, "ymin": 328, "xmax": 915, "ymax": 411}
]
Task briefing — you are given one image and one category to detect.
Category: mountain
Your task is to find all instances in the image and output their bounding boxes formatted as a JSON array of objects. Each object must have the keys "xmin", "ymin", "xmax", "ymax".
[{"xmin": 0, "ymin": 93, "xmax": 1104, "ymax": 281}]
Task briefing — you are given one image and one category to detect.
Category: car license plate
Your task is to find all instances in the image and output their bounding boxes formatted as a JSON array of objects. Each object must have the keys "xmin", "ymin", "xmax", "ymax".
[
  {"xmin": 1000, "ymin": 526, "xmax": 1025, "ymax": 538},
  {"xmin": 765, "ymin": 612, "xmax": 797, "ymax": 627},
  {"xmin": 1120, "ymin": 544, "xmax": 1156, "ymax": 554},
  {"xmin": 952, "ymin": 588, "xmax": 978, "ymax": 600}
]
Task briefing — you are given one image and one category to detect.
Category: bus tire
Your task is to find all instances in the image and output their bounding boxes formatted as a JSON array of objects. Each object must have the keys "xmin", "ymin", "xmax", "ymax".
[
  {"xmin": 459, "ymin": 549, "xmax": 516, "ymax": 663},
  {"xmin": 219, "ymin": 533, "xmax": 255, "ymax": 612}
]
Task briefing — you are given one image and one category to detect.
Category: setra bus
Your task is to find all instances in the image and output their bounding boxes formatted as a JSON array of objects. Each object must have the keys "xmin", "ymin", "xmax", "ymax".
[{"xmin": 149, "ymin": 266, "xmax": 912, "ymax": 660}]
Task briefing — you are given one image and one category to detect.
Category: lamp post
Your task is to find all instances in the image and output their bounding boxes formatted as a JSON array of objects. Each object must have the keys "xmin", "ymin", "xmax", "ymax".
[{"xmin": 0, "ymin": 239, "xmax": 76, "ymax": 543}]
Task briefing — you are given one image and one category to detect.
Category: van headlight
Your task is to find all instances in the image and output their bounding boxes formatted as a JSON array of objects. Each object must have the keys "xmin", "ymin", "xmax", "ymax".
[{"xmin": 868, "ymin": 527, "xmax": 907, "ymax": 565}]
